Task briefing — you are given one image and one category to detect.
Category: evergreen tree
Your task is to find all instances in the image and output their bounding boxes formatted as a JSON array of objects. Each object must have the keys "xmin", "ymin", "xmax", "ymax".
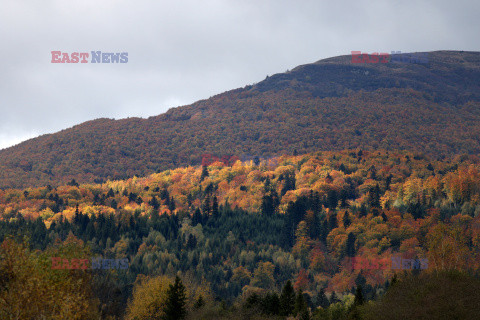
[
  {"xmin": 391, "ymin": 274, "xmax": 398, "ymax": 286},
  {"xmin": 264, "ymin": 176, "xmax": 271, "ymax": 193},
  {"xmin": 200, "ymin": 165, "xmax": 209, "ymax": 181},
  {"xmin": 212, "ymin": 196, "xmax": 219, "ymax": 216},
  {"xmin": 343, "ymin": 211, "xmax": 351, "ymax": 228},
  {"xmin": 386, "ymin": 174, "xmax": 393, "ymax": 190},
  {"xmin": 368, "ymin": 184, "xmax": 381, "ymax": 208},
  {"xmin": 163, "ymin": 276, "xmax": 187, "ymax": 320},
  {"xmin": 168, "ymin": 196, "xmax": 176, "ymax": 211},
  {"xmin": 67, "ymin": 179, "xmax": 79, "ymax": 187},
  {"xmin": 300, "ymin": 309, "xmax": 311, "ymax": 320},
  {"xmin": 279, "ymin": 280, "xmax": 295, "ymax": 316},
  {"xmin": 353, "ymin": 285, "xmax": 364, "ymax": 306},
  {"xmin": 202, "ymin": 194, "xmax": 211, "ymax": 215},
  {"xmin": 186, "ymin": 234, "xmax": 197, "ymax": 250},
  {"xmin": 328, "ymin": 213, "xmax": 338, "ymax": 231},
  {"xmin": 281, "ymin": 171, "xmax": 296, "ymax": 196},
  {"xmin": 160, "ymin": 188, "xmax": 170, "ymax": 201},
  {"xmin": 340, "ymin": 189, "xmax": 348, "ymax": 208},
  {"xmin": 294, "ymin": 289, "xmax": 308, "ymax": 316},
  {"xmin": 359, "ymin": 204, "xmax": 368, "ymax": 217},
  {"xmin": 106, "ymin": 188, "xmax": 115, "ymax": 198},
  {"xmin": 355, "ymin": 272, "xmax": 366, "ymax": 288},
  {"xmin": 149, "ymin": 195, "xmax": 160, "ymax": 210},
  {"xmin": 381, "ymin": 212, "xmax": 388, "ymax": 221},
  {"xmin": 320, "ymin": 219, "xmax": 329, "ymax": 243},
  {"xmin": 346, "ymin": 232, "xmax": 356, "ymax": 257},
  {"xmin": 128, "ymin": 192, "xmax": 137, "ymax": 203},
  {"xmin": 74, "ymin": 204, "xmax": 80, "ymax": 225},
  {"xmin": 329, "ymin": 291, "xmax": 339, "ymax": 305},
  {"xmin": 194, "ymin": 295, "xmax": 205, "ymax": 309},
  {"xmin": 326, "ymin": 189, "xmax": 338, "ymax": 209},
  {"xmin": 261, "ymin": 292, "xmax": 280, "ymax": 315},
  {"xmin": 315, "ymin": 288, "xmax": 329, "ymax": 309},
  {"xmin": 192, "ymin": 208, "xmax": 202, "ymax": 226}
]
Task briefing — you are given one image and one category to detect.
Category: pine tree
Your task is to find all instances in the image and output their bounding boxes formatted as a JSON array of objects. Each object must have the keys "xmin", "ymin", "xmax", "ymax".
[
  {"xmin": 353, "ymin": 285, "xmax": 364, "ymax": 306},
  {"xmin": 279, "ymin": 280, "xmax": 295, "ymax": 316},
  {"xmin": 294, "ymin": 289, "xmax": 308, "ymax": 316},
  {"xmin": 168, "ymin": 196, "xmax": 176, "ymax": 211},
  {"xmin": 163, "ymin": 276, "xmax": 187, "ymax": 320},
  {"xmin": 192, "ymin": 208, "xmax": 202, "ymax": 225},
  {"xmin": 261, "ymin": 292, "xmax": 280, "ymax": 315},
  {"xmin": 194, "ymin": 295, "xmax": 205, "ymax": 309},
  {"xmin": 160, "ymin": 188, "xmax": 170, "ymax": 201},
  {"xmin": 359, "ymin": 204, "xmax": 368, "ymax": 217},
  {"xmin": 281, "ymin": 171, "xmax": 296, "ymax": 196},
  {"xmin": 327, "ymin": 189, "xmax": 338, "ymax": 209},
  {"xmin": 300, "ymin": 309, "xmax": 311, "ymax": 320},
  {"xmin": 74, "ymin": 204, "xmax": 80, "ymax": 225},
  {"xmin": 328, "ymin": 213, "xmax": 338, "ymax": 231},
  {"xmin": 149, "ymin": 195, "xmax": 160, "ymax": 210},
  {"xmin": 212, "ymin": 196, "xmax": 219, "ymax": 216},
  {"xmin": 315, "ymin": 288, "xmax": 329, "ymax": 309},
  {"xmin": 264, "ymin": 176, "xmax": 271, "ymax": 193},
  {"xmin": 200, "ymin": 165, "xmax": 209, "ymax": 181},
  {"xmin": 107, "ymin": 188, "xmax": 115, "ymax": 198},
  {"xmin": 202, "ymin": 194, "xmax": 211, "ymax": 215},
  {"xmin": 346, "ymin": 232, "xmax": 356, "ymax": 257},
  {"xmin": 391, "ymin": 273, "xmax": 398, "ymax": 286},
  {"xmin": 343, "ymin": 211, "xmax": 351, "ymax": 227},
  {"xmin": 368, "ymin": 184, "xmax": 381, "ymax": 208},
  {"xmin": 329, "ymin": 291, "xmax": 339, "ymax": 305}
]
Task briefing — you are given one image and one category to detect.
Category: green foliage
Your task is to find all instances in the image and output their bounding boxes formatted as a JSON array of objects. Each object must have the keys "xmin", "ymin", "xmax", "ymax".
[
  {"xmin": 279, "ymin": 280, "xmax": 295, "ymax": 316},
  {"xmin": 360, "ymin": 271, "xmax": 480, "ymax": 320},
  {"xmin": 164, "ymin": 276, "xmax": 187, "ymax": 320},
  {"xmin": 1, "ymin": 149, "xmax": 480, "ymax": 318}
]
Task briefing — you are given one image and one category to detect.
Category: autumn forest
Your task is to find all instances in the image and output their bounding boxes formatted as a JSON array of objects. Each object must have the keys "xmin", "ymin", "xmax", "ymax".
[
  {"xmin": 2, "ymin": 51, "xmax": 480, "ymax": 319},
  {"xmin": 2, "ymin": 149, "xmax": 480, "ymax": 319}
]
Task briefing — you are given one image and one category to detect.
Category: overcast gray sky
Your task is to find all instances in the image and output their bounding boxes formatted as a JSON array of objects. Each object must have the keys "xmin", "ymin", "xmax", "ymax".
[{"xmin": 1, "ymin": 0, "xmax": 478, "ymax": 150}]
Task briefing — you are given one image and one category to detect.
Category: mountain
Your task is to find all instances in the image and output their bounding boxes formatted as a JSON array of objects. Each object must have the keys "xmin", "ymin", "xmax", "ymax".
[{"xmin": 1, "ymin": 50, "xmax": 480, "ymax": 188}]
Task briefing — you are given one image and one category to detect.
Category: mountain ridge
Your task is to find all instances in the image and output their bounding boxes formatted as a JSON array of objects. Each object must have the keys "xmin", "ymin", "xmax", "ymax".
[{"xmin": 1, "ymin": 50, "xmax": 479, "ymax": 188}]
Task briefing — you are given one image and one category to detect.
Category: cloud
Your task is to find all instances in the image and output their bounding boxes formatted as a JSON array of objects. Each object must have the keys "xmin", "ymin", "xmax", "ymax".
[{"xmin": 0, "ymin": 0, "xmax": 479, "ymax": 149}]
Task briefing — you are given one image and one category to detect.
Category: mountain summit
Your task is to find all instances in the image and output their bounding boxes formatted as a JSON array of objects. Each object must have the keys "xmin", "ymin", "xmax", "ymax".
[{"xmin": 1, "ymin": 50, "xmax": 479, "ymax": 188}]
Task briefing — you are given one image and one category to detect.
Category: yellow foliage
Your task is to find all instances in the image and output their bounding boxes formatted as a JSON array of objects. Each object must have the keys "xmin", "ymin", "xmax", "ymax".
[
  {"xmin": 125, "ymin": 275, "xmax": 173, "ymax": 320},
  {"xmin": 40, "ymin": 207, "xmax": 55, "ymax": 220},
  {"xmin": 0, "ymin": 238, "xmax": 100, "ymax": 320}
]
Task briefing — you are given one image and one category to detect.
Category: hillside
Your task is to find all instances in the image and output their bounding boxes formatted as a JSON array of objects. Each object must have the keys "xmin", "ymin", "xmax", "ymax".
[
  {"xmin": 1, "ymin": 149, "xmax": 480, "ymax": 318},
  {"xmin": 1, "ymin": 50, "xmax": 480, "ymax": 188}
]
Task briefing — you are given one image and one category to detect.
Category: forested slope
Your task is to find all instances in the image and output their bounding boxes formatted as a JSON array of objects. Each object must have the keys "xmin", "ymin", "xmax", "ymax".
[
  {"xmin": 1, "ymin": 150, "xmax": 480, "ymax": 318},
  {"xmin": 1, "ymin": 51, "xmax": 479, "ymax": 188}
]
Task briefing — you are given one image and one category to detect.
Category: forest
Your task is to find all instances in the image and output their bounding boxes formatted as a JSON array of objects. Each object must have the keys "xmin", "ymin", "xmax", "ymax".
[
  {"xmin": 1, "ymin": 51, "xmax": 480, "ymax": 189},
  {"xmin": 1, "ymin": 149, "xmax": 480, "ymax": 319}
]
